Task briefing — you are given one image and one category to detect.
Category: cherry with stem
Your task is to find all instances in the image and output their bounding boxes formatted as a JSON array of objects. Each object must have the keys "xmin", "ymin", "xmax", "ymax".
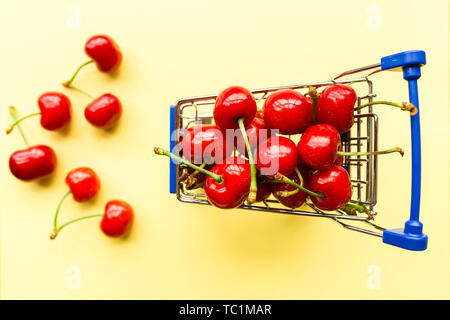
[
  {"xmin": 267, "ymin": 172, "xmax": 322, "ymax": 198},
  {"xmin": 50, "ymin": 189, "xmax": 102, "ymax": 239},
  {"xmin": 155, "ymin": 147, "xmax": 251, "ymax": 209},
  {"xmin": 7, "ymin": 92, "xmax": 72, "ymax": 134},
  {"xmin": 8, "ymin": 107, "xmax": 57, "ymax": 181},
  {"xmin": 237, "ymin": 117, "xmax": 257, "ymax": 204}
]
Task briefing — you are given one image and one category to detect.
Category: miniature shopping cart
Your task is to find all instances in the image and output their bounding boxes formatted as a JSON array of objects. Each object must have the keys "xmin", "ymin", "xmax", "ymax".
[{"xmin": 168, "ymin": 50, "xmax": 427, "ymax": 251}]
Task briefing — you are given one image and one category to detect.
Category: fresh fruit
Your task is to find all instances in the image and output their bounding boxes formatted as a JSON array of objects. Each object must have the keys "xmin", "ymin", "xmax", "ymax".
[
  {"xmin": 297, "ymin": 124, "xmax": 341, "ymax": 170},
  {"xmin": 181, "ymin": 125, "xmax": 230, "ymax": 165},
  {"xmin": 298, "ymin": 124, "xmax": 404, "ymax": 170},
  {"xmin": 214, "ymin": 86, "xmax": 258, "ymax": 203},
  {"xmin": 6, "ymin": 92, "xmax": 71, "ymax": 134},
  {"xmin": 214, "ymin": 86, "xmax": 257, "ymax": 131},
  {"xmin": 204, "ymin": 157, "xmax": 251, "ymax": 209},
  {"xmin": 84, "ymin": 93, "xmax": 122, "ymax": 129},
  {"xmin": 63, "ymin": 34, "xmax": 122, "ymax": 89},
  {"xmin": 272, "ymin": 170, "xmax": 308, "ymax": 209},
  {"xmin": 9, "ymin": 145, "xmax": 57, "ymax": 181},
  {"xmin": 7, "ymin": 107, "xmax": 57, "ymax": 181},
  {"xmin": 65, "ymin": 167, "xmax": 101, "ymax": 202},
  {"xmin": 315, "ymin": 84, "xmax": 357, "ymax": 133},
  {"xmin": 263, "ymin": 89, "xmax": 312, "ymax": 135},
  {"xmin": 154, "ymin": 148, "xmax": 251, "ymax": 209},
  {"xmin": 85, "ymin": 35, "xmax": 122, "ymax": 73},
  {"xmin": 254, "ymin": 178, "xmax": 272, "ymax": 203},
  {"xmin": 309, "ymin": 165, "xmax": 353, "ymax": 211},
  {"xmin": 50, "ymin": 198, "xmax": 134, "ymax": 240},
  {"xmin": 235, "ymin": 111, "xmax": 268, "ymax": 156},
  {"xmin": 100, "ymin": 200, "xmax": 134, "ymax": 237},
  {"xmin": 256, "ymin": 136, "xmax": 298, "ymax": 178},
  {"xmin": 50, "ymin": 167, "xmax": 101, "ymax": 239}
]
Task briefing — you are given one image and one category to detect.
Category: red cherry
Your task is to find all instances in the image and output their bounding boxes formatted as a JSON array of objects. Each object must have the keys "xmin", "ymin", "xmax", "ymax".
[
  {"xmin": 256, "ymin": 136, "xmax": 298, "ymax": 178},
  {"xmin": 85, "ymin": 35, "xmax": 122, "ymax": 73},
  {"xmin": 9, "ymin": 145, "xmax": 57, "ymax": 181},
  {"xmin": 85, "ymin": 93, "xmax": 122, "ymax": 128},
  {"xmin": 309, "ymin": 165, "xmax": 352, "ymax": 211},
  {"xmin": 316, "ymin": 84, "xmax": 357, "ymax": 133},
  {"xmin": 263, "ymin": 89, "xmax": 312, "ymax": 135},
  {"xmin": 297, "ymin": 124, "xmax": 341, "ymax": 170},
  {"xmin": 37, "ymin": 92, "xmax": 71, "ymax": 130},
  {"xmin": 297, "ymin": 156, "xmax": 313, "ymax": 179},
  {"xmin": 272, "ymin": 170, "xmax": 308, "ymax": 209},
  {"xmin": 214, "ymin": 86, "xmax": 257, "ymax": 130},
  {"xmin": 181, "ymin": 125, "xmax": 231, "ymax": 165},
  {"xmin": 204, "ymin": 157, "xmax": 251, "ymax": 209},
  {"xmin": 100, "ymin": 200, "xmax": 134, "ymax": 237},
  {"xmin": 65, "ymin": 167, "xmax": 101, "ymax": 202},
  {"xmin": 235, "ymin": 111, "xmax": 268, "ymax": 156},
  {"xmin": 254, "ymin": 178, "xmax": 272, "ymax": 203}
]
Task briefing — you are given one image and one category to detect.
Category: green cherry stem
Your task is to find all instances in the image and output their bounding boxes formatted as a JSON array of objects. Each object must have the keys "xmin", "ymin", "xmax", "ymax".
[
  {"xmin": 154, "ymin": 147, "xmax": 223, "ymax": 184},
  {"xmin": 8, "ymin": 106, "xmax": 30, "ymax": 147},
  {"xmin": 51, "ymin": 214, "xmax": 104, "ymax": 239},
  {"xmin": 50, "ymin": 190, "xmax": 72, "ymax": 239},
  {"xmin": 337, "ymin": 147, "xmax": 404, "ymax": 157},
  {"xmin": 278, "ymin": 168, "xmax": 305, "ymax": 198},
  {"xmin": 355, "ymin": 101, "xmax": 417, "ymax": 115},
  {"xmin": 63, "ymin": 60, "xmax": 94, "ymax": 88},
  {"xmin": 268, "ymin": 173, "xmax": 323, "ymax": 198},
  {"xmin": 344, "ymin": 202, "xmax": 366, "ymax": 212},
  {"xmin": 62, "ymin": 82, "xmax": 95, "ymax": 99},
  {"xmin": 6, "ymin": 111, "xmax": 41, "ymax": 135},
  {"xmin": 189, "ymin": 162, "xmax": 206, "ymax": 178},
  {"xmin": 237, "ymin": 117, "xmax": 258, "ymax": 203}
]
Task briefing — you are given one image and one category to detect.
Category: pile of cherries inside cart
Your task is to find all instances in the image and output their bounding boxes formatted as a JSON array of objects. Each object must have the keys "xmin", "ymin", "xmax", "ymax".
[{"xmin": 156, "ymin": 85, "xmax": 416, "ymax": 216}]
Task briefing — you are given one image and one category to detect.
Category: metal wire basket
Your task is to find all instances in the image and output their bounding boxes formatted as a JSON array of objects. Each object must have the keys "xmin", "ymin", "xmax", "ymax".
[{"xmin": 168, "ymin": 50, "xmax": 428, "ymax": 251}]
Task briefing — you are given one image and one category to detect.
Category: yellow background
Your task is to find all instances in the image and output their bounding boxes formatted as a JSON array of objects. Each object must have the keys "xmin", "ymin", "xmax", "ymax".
[{"xmin": 1, "ymin": 0, "xmax": 449, "ymax": 299}]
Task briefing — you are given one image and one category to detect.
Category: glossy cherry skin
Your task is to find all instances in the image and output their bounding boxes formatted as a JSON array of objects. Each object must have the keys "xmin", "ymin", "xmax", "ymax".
[
  {"xmin": 256, "ymin": 136, "xmax": 298, "ymax": 178},
  {"xmin": 65, "ymin": 167, "xmax": 101, "ymax": 202},
  {"xmin": 263, "ymin": 89, "xmax": 312, "ymax": 135},
  {"xmin": 38, "ymin": 92, "xmax": 71, "ymax": 130},
  {"xmin": 85, "ymin": 94, "xmax": 122, "ymax": 128},
  {"xmin": 9, "ymin": 145, "xmax": 57, "ymax": 181},
  {"xmin": 272, "ymin": 170, "xmax": 308, "ymax": 209},
  {"xmin": 85, "ymin": 35, "xmax": 122, "ymax": 73},
  {"xmin": 204, "ymin": 157, "xmax": 251, "ymax": 209},
  {"xmin": 100, "ymin": 200, "xmax": 134, "ymax": 237},
  {"xmin": 235, "ymin": 111, "xmax": 269, "ymax": 156},
  {"xmin": 316, "ymin": 84, "xmax": 357, "ymax": 133},
  {"xmin": 181, "ymin": 125, "xmax": 231, "ymax": 165},
  {"xmin": 309, "ymin": 165, "xmax": 352, "ymax": 211},
  {"xmin": 297, "ymin": 124, "xmax": 341, "ymax": 170},
  {"xmin": 214, "ymin": 86, "xmax": 257, "ymax": 130}
]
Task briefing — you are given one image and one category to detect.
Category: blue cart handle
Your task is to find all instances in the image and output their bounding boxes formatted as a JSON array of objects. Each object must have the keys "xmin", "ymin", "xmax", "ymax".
[{"xmin": 381, "ymin": 50, "xmax": 428, "ymax": 251}]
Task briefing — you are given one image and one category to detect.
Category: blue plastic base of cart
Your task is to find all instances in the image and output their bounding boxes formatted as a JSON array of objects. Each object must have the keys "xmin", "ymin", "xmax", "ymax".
[
  {"xmin": 383, "ymin": 228, "xmax": 428, "ymax": 251},
  {"xmin": 169, "ymin": 105, "xmax": 176, "ymax": 194}
]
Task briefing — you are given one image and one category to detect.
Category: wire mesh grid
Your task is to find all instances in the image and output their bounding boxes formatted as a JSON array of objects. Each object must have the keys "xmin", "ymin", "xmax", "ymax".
[{"xmin": 171, "ymin": 76, "xmax": 387, "ymax": 237}]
